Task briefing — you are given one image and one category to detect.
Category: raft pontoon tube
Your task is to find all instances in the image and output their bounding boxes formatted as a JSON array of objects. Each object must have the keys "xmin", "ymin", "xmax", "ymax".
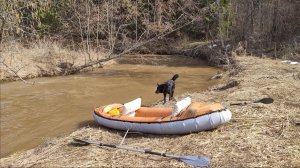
[{"xmin": 93, "ymin": 98, "xmax": 231, "ymax": 134}]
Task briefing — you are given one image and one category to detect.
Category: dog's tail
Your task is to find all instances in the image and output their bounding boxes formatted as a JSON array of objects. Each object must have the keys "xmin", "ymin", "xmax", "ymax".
[{"xmin": 171, "ymin": 74, "xmax": 179, "ymax": 81}]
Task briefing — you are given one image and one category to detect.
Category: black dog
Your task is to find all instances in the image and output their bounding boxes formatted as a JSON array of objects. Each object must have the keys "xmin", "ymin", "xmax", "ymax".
[{"xmin": 155, "ymin": 74, "xmax": 179, "ymax": 104}]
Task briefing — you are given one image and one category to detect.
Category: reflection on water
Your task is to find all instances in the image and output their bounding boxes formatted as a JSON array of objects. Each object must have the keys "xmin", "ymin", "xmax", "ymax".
[{"xmin": 0, "ymin": 55, "xmax": 221, "ymax": 158}]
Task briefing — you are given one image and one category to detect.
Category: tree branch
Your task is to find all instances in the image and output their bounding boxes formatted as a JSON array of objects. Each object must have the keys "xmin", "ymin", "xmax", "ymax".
[{"xmin": 0, "ymin": 59, "xmax": 34, "ymax": 85}]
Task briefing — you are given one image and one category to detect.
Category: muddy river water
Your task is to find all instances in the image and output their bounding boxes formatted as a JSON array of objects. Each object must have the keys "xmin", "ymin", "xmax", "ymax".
[{"xmin": 0, "ymin": 55, "xmax": 221, "ymax": 158}]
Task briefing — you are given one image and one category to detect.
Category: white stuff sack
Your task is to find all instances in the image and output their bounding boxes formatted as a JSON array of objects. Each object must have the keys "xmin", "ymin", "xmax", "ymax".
[
  {"xmin": 122, "ymin": 98, "xmax": 142, "ymax": 116},
  {"xmin": 172, "ymin": 97, "xmax": 192, "ymax": 117}
]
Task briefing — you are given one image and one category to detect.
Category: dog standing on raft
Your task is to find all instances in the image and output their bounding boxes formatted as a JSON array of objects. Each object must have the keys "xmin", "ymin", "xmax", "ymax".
[{"xmin": 155, "ymin": 74, "xmax": 179, "ymax": 104}]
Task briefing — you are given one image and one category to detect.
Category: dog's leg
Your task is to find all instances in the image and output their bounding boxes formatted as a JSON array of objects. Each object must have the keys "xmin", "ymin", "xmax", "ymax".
[
  {"xmin": 169, "ymin": 87, "xmax": 174, "ymax": 101},
  {"xmin": 163, "ymin": 93, "xmax": 167, "ymax": 104}
]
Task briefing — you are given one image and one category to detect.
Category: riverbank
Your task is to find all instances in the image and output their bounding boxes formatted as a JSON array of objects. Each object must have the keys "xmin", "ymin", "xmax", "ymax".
[
  {"xmin": 1, "ymin": 55, "xmax": 299, "ymax": 167},
  {"xmin": 0, "ymin": 40, "xmax": 231, "ymax": 83},
  {"xmin": 0, "ymin": 42, "xmax": 112, "ymax": 82}
]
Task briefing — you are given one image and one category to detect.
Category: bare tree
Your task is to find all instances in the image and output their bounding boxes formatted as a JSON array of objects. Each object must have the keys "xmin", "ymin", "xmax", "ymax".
[{"xmin": 86, "ymin": 0, "xmax": 91, "ymax": 61}]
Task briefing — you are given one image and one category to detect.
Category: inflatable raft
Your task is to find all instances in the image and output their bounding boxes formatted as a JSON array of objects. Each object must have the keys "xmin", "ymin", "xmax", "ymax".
[{"xmin": 93, "ymin": 98, "xmax": 231, "ymax": 134}]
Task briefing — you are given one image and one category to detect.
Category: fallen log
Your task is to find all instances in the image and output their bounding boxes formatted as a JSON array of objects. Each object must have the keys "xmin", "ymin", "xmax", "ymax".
[
  {"xmin": 64, "ymin": 19, "xmax": 197, "ymax": 75},
  {"xmin": 63, "ymin": 5, "xmax": 212, "ymax": 75}
]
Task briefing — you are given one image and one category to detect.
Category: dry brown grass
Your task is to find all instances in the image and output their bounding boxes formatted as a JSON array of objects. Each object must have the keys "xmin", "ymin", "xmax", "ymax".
[
  {"xmin": 0, "ymin": 41, "xmax": 110, "ymax": 82},
  {"xmin": 1, "ymin": 56, "xmax": 300, "ymax": 167}
]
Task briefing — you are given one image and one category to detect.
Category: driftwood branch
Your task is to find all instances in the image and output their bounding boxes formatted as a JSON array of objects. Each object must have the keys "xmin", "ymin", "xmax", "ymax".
[
  {"xmin": 0, "ymin": 59, "xmax": 34, "ymax": 85},
  {"xmin": 63, "ymin": 5, "xmax": 211, "ymax": 75},
  {"xmin": 67, "ymin": 19, "xmax": 195, "ymax": 74}
]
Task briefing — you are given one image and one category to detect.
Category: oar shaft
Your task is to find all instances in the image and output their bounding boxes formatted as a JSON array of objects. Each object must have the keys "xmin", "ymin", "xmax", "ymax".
[
  {"xmin": 74, "ymin": 138, "xmax": 179, "ymax": 158},
  {"xmin": 114, "ymin": 145, "xmax": 181, "ymax": 159},
  {"xmin": 115, "ymin": 145, "xmax": 146, "ymax": 154},
  {"xmin": 73, "ymin": 138, "xmax": 209, "ymax": 167},
  {"xmin": 230, "ymin": 101, "xmax": 248, "ymax": 105},
  {"xmin": 230, "ymin": 98, "xmax": 274, "ymax": 106},
  {"xmin": 103, "ymin": 144, "xmax": 170, "ymax": 158}
]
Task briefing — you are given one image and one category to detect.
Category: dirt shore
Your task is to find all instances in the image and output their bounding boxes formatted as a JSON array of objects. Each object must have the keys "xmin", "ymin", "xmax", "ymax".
[{"xmin": 1, "ymin": 55, "xmax": 300, "ymax": 167}]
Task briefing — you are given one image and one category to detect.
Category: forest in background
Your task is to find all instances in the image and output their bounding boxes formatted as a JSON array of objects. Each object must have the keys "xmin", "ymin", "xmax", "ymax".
[
  {"xmin": 0, "ymin": 0, "xmax": 299, "ymax": 70},
  {"xmin": 1, "ymin": 1, "xmax": 300, "ymax": 167}
]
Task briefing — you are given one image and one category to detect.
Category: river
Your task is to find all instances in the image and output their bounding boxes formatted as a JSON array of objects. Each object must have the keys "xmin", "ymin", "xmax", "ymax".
[{"xmin": 0, "ymin": 55, "xmax": 221, "ymax": 158}]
